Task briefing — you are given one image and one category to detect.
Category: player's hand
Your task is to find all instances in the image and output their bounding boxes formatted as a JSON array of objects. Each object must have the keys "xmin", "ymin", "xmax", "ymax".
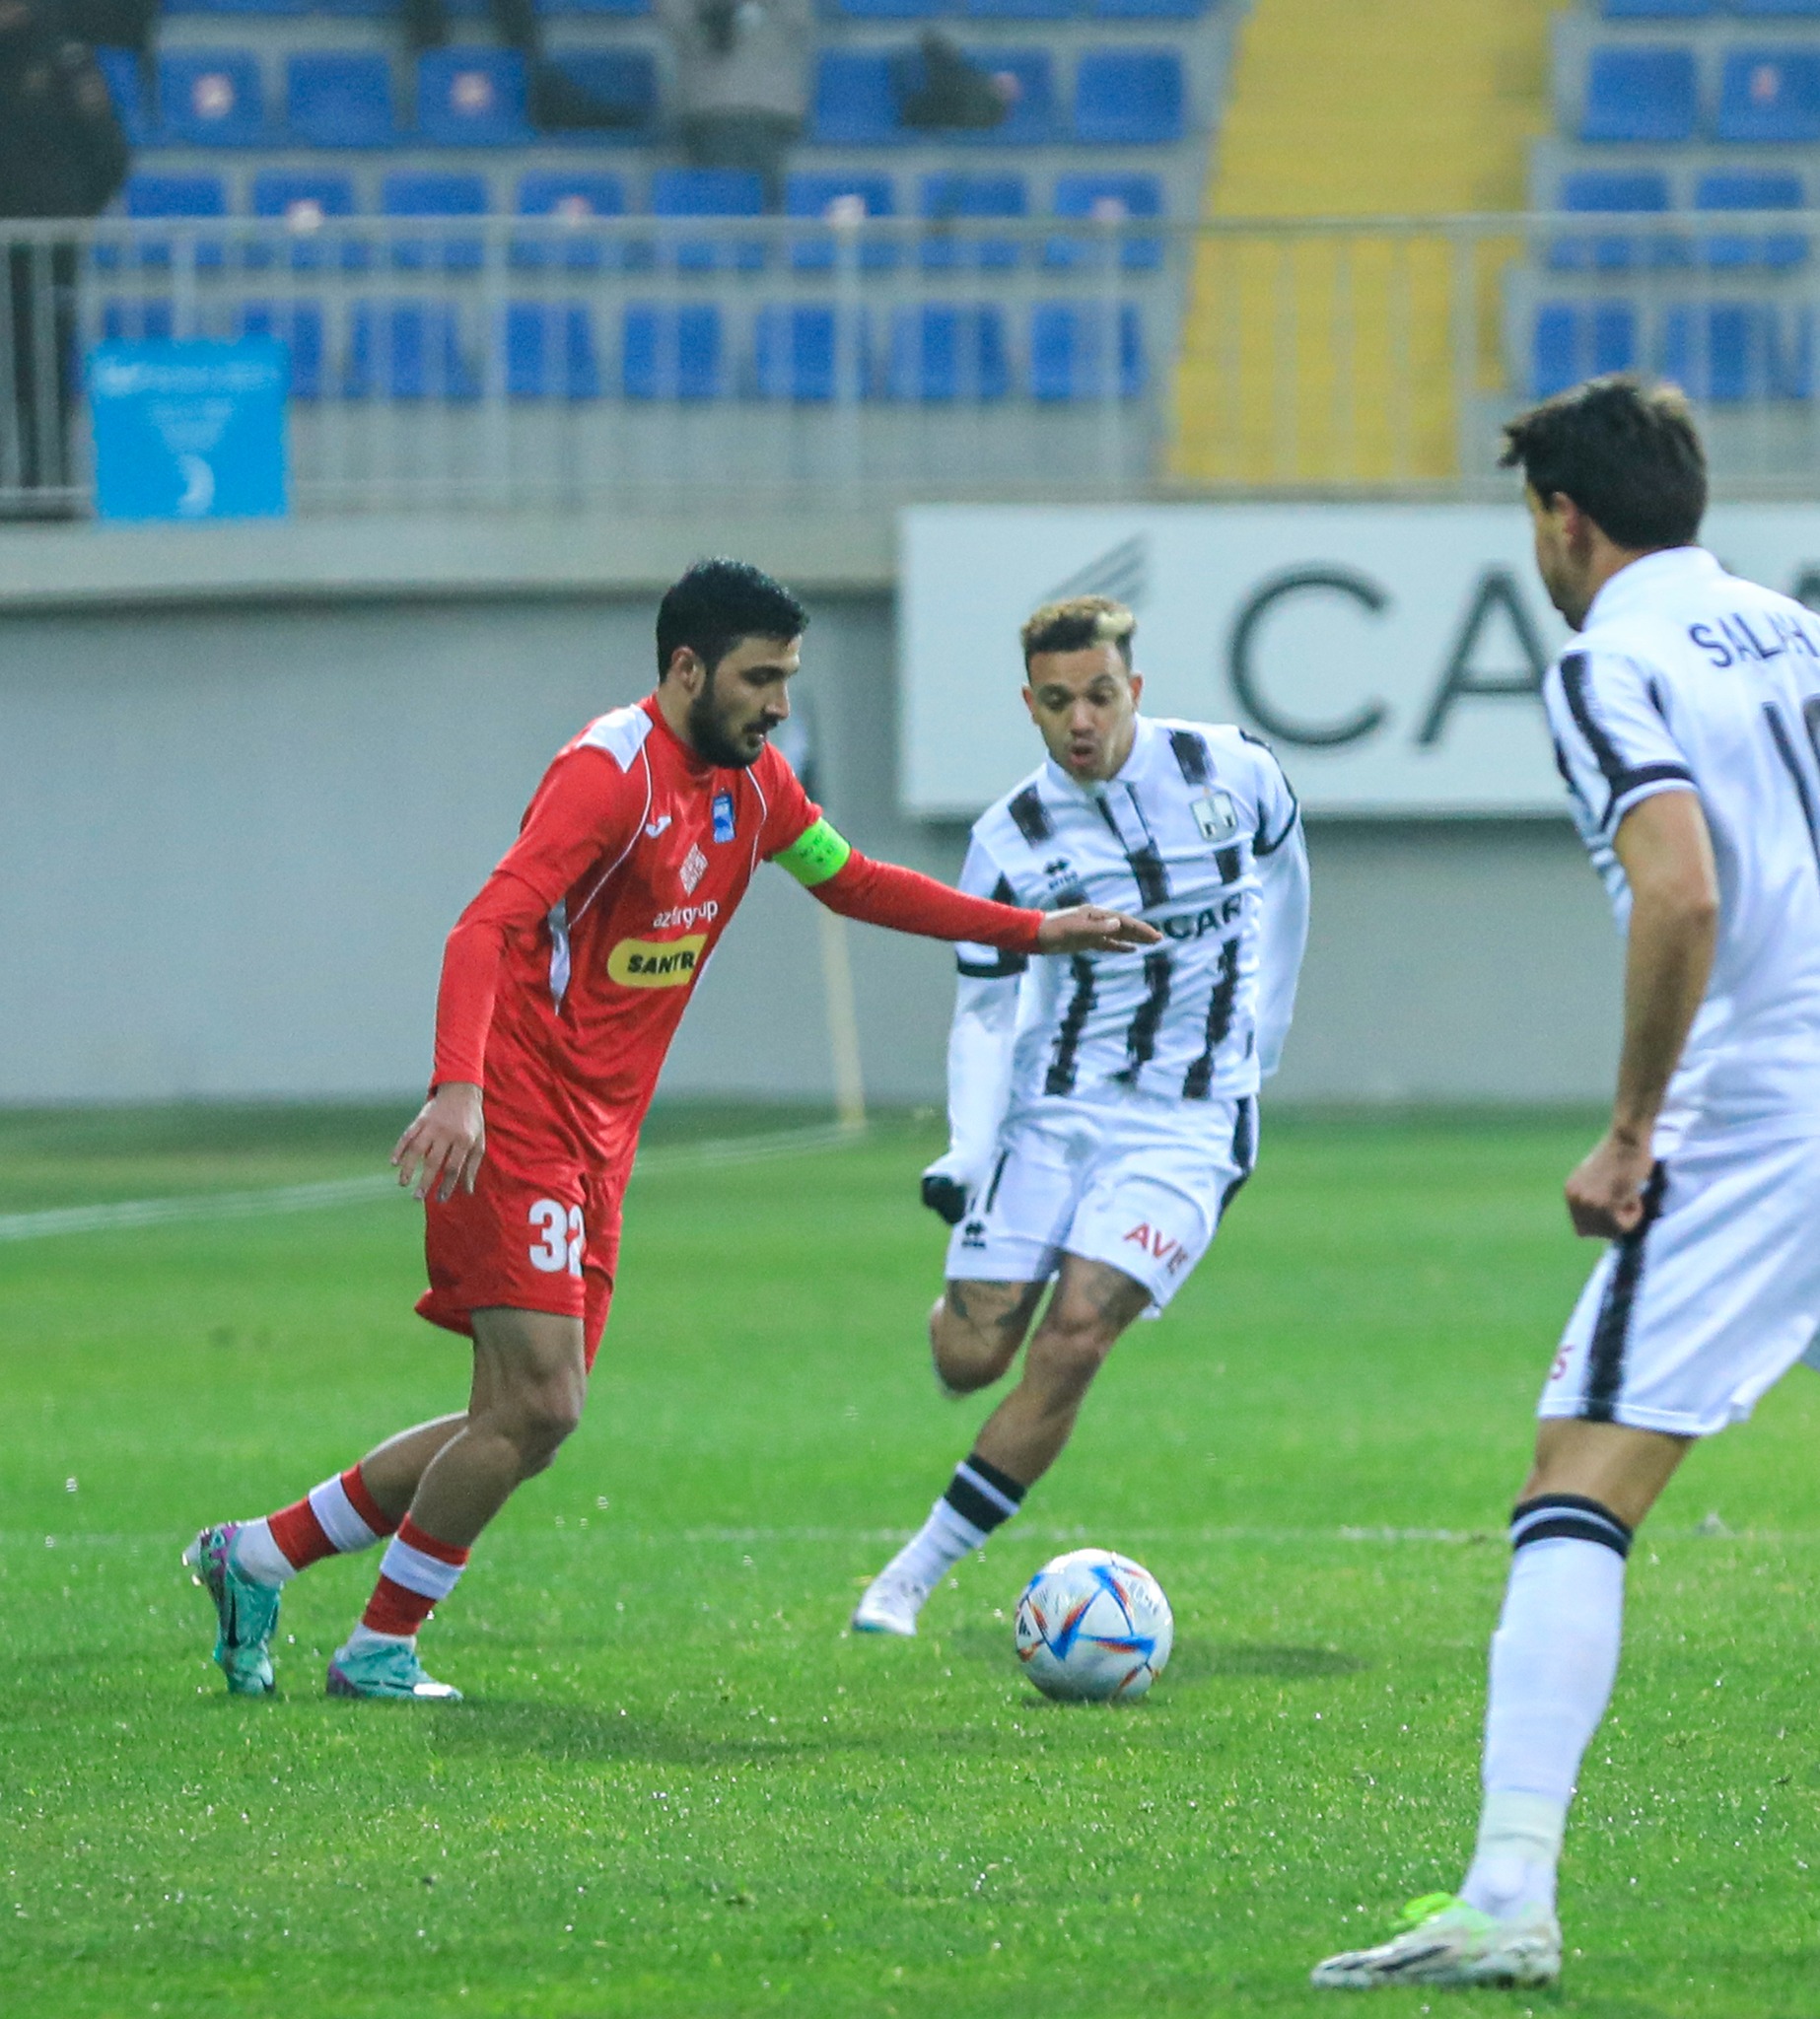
[
  {"xmin": 920, "ymin": 1150, "xmax": 977, "ymax": 1226},
  {"xmin": 392, "ymin": 1082, "xmax": 486, "ymax": 1203},
  {"xmin": 1037, "ymin": 906, "xmax": 1161, "ymax": 955},
  {"xmin": 1565, "ymin": 1129, "xmax": 1657, "ymax": 1240}
]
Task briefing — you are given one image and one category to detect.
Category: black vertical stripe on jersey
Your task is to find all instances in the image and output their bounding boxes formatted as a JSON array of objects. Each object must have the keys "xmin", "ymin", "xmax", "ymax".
[
  {"xmin": 1043, "ymin": 956, "xmax": 1097, "ymax": 1096},
  {"xmin": 957, "ymin": 871, "xmax": 1030, "ymax": 977},
  {"xmin": 1009, "ymin": 786, "xmax": 1053, "ymax": 845},
  {"xmin": 1216, "ymin": 844, "xmax": 1242, "ymax": 884},
  {"xmin": 1219, "ymin": 1095, "xmax": 1257, "ymax": 1218},
  {"xmin": 1182, "ymin": 938, "xmax": 1241, "ymax": 1100},
  {"xmin": 1581, "ymin": 1161, "xmax": 1667, "ymax": 1424},
  {"xmin": 1114, "ymin": 949, "xmax": 1174, "ymax": 1083},
  {"xmin": 1094, "ymin": 790, "xmax": 1171, "ymax": 907},
  {"xmin": 1764, "ymin": 703, "xmax": 1820, "ymax": 876},
  {"xmin": 1560, "ymin": 652, "xmax": 1635, "ymax": 827},
  {"xmin": 1168, "ymin": 729, "xmax": 1212, "ymax": 785}
]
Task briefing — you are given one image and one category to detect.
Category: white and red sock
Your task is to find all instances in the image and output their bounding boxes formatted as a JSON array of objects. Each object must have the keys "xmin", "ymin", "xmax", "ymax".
[
  {"xmin": 356, "ymin": 1515, "xmax": 471, "ymax": 1642},
  {"xmin": 231, "ymin": 1466, "xmax": 397, "ymax": 1588}
]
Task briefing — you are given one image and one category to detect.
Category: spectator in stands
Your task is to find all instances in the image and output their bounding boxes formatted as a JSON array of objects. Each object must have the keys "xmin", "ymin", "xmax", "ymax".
[
  {"xmin": 898, "ymin": 31, "xmax": 1014, "ymax": 134},
  {"xmin": 658, "ymin": 0, "xmax": 811, "ymax": 212},
  {"xmin": 400, "ymin": 0, "xmax": 634, "ymax": 131},
  {"xmin": 0, "ymin": 0, "xmax": 128, "ymax": 518}
]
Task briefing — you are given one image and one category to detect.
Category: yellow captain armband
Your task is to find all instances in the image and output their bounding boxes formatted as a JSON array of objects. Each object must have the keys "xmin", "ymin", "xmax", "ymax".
[{"xmin": 773, "ymin": 817, "xmax": 854, "ymax": 888}]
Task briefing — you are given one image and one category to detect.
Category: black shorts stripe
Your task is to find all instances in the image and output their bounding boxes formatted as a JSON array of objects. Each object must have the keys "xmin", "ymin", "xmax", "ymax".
[
  {"xmin": 1218, "ymin": 1094, "xmax": 1257, "ymax": 1218},
  {"xmin": 1580, "ymin": 1161, "xmax": 1668, "ymax": 1424},
  {"xmin": 1182, "ymin": 939, "xmax": 1241, "ymax": 1101},
  {"xmin": 1043, "ymin": 955, "xmax": 1097, "ymax": 1097},
  {"xmin": 1764, "ymin": 703, "xmax": 1820, "ymax": 875},
  {"xmin": 1168, "ymin": 729, "xmax": 1212, "ymax": 785},
  {"xmin": 1115, "ymin": 949, "xmax": 1174, "ymax": 1082},
  {"xmin": 981, "ymin": 1148, "xmax": 1012, "ymax": 1216},
  {"xmin": 1009, "ymin": 786, "xmax": 1053, "ymax": 845}
]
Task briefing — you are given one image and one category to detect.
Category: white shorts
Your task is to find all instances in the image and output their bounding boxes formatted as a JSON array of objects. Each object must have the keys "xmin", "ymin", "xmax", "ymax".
[
  {"xmin": 945, "ymin": 1091, "xmax": 1258, "ymax": 1311},
  {"xmin": 1540, "ymin": 1126, "xmax": 1820, "ymax": 1437}
]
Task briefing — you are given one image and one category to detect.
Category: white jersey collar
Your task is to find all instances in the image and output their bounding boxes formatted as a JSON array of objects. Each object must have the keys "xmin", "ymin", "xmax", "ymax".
[{"xmin": 1583, "ymin": 545, "xmax": 1721, "ymax": 631}]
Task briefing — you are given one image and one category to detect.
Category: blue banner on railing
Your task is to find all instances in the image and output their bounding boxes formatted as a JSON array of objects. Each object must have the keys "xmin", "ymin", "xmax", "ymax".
[{"xmin": 89, "ymin": 339, "xmax": 289, "ymax": 522}]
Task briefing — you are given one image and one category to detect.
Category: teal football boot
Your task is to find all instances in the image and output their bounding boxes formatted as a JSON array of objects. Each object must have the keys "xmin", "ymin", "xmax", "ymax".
[
  {"xmin": 325, "ymin": 1638, "xmax": 462, "ymax": 1702},
  {"xmin": 183, "ymin": 1522, "xmax": 281, "ymax": 1697}
]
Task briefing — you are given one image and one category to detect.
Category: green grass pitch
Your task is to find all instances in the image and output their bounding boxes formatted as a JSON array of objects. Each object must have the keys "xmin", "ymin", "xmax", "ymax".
[{"xmin": 1, "ymin": 1103, "xmax": 1815, "ymax": 2019}]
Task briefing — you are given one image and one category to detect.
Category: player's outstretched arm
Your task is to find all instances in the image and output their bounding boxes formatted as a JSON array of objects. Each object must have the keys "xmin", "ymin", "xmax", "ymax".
[
  {"xmin": 1033, "ymin": 907, "xmax": 1160, "ymax": 954},
  {"xmin": 393, "ymin": 1080, "xmax": 486, "ymax": 1203}
]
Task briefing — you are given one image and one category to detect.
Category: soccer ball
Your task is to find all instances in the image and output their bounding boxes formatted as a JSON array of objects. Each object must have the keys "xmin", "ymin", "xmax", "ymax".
[{"xmin": 1014, "ymin": 1548, "xmax": 1173, "ymax": 1703}]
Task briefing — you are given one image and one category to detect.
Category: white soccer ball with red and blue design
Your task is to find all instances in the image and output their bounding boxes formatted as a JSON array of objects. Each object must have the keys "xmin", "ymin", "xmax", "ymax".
[{"xmin": 1014, "ymin": 1548, "xmax": 1173, "ymax": 1702}]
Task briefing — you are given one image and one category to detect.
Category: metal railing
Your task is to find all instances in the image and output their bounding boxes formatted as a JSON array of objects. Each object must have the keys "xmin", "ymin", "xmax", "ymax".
[{"xmin": 7, "ymin": 210, "xmax": 1820, "ymax": 519}]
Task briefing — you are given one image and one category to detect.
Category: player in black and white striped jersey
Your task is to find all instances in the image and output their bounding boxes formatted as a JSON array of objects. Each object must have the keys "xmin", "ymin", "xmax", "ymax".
[{"xmin": 852, "ymin": 593, "xmax": 1310, "ymax": 1638}]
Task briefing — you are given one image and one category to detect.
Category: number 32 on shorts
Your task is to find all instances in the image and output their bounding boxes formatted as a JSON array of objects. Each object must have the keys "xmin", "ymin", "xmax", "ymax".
[{"xmin": 528, "ymin": 1198, "xmax": 585, "ymax": 1277}]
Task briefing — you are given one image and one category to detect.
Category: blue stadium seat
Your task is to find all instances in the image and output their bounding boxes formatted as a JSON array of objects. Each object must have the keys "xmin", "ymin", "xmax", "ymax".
[
  {"xmin": 540, "ymin": 0, "xmax": 650, "ymax": 14},
  {"xmin": 108, "ymin": 173, "xmax": 228, "ymax": 271},
  {"xmin": 1696, "ymin": 170, "xmax": 1808, "ymax": 269},
  {"xmin": 382, "ymin": 170, "xmax": 490, "ymax": 270},
  {"xmin": 1661, "ymin": 301, "xmax": 1776, "ymax": 399},
  {"xmin": 417, "ymin": 50, "xmax": 530, "ymax": 145},
  {"xmin": 1091, "ymin": 0, "xmax": 1210, "ymax": 19},
  {"xmin": 1581, "ymin": 47, "xmax": 1699, "ymax": 143},
  {"xmin": 101, "ymin": 299, "xmax": 176, "ymax": 342},
  {"xmin": 1531, "ymin": 302, "xmax": 1640, "ymax": 396},
  {"xmin": 345, "ymin": 302, "xmax": 480, "ymax": 399},
  {"xmin": 831, "ymin": 0, "xmax": 943, "ymax": 17},
  {"xmin": 785, "ymin": 174, "xmax": 898, "ymax": 270},
  {"xmin": 1048, "ymin": 172, "xmax": 1164, "ymax": 269},
  {"xmin": 159, "ymin": 50, "xmax": 267, "ymax": 145},
  {"xmin": 249, "ymin": 171, "xmax": 363, "ymax": 270},
  {"xmin": 811, "ymin": 52, "xmax": 901, "ymax": 142},
  {"xmin": 963, "ymin": 0, "xmax": 1073, "ymax": 23},
  {"xmin": 1073, "ymin": 48, "xmax": 1183, "ymax": 144},
  {"xmin": 542, "ymin": 51, "xmax": 659, "ymax": 135},
  {"xmin": 753, "ymin": 305, "xmax": 869, "ymax": 401},
  {"xmin": 1029, "ymin": 301, "xmax": 1144, "ymax": 398},
  {"xmin": 1735, "ymin": 0, "xmax": 1820, "ymax": 17},
  {"xmin": 882, "ymin": 304, "xmax": 1010, "ymax": 399},
  {"xmin": 236, "ymin": 300, "xmax": 326, "ymax": 398},
  {"xmin": 651, "ymin": 167, "xmax": 766, "ymax": 271},
  {"xmin": 287, "ymin": 53, "xmax": 398, "ymax": 146},
  {"xmin": 1550, "ymin": 170, "xmax": 1684, "ymax": 272},
  {"xmin": 1717, "ymin": 48, "xmax": 1820, "ymax": 143},
  {"xmin": 504, "ymin": 303, "xmax": 600, "ymax": 398},
  {"xmin": 623, "ymin": 304, "xmax": 725, "ymax": 398},
  {"xmin": 919, "ymin": 172, "xmax": 1026, "ymax": 269},
  {"xmin": 164, "ymin": 0, "xmax": 301, "ymax": 15},
  {"xmin": 514, "ymin": 172, "xmax": 627, "ymax": 269},
  {"xmin": 1600, "ymin": 0, "xmax": 1711, "ymax": 16},
  {"xmin": 96, "ymin": 47, "xmax": 156, "ymax": 144}
]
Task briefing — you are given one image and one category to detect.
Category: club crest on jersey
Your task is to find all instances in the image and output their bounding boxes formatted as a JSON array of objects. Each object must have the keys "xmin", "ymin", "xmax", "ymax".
[
  {"xmin": 1191, "ymin": 791, "xmax": 1240, "ymax": 845},
  {"xmin": 679, "ymin": 844, "xmax": 708, "ymax": 895},
  {"xmin": 712, "ymin": 792, "xmax": 736, "ymax": 844}
]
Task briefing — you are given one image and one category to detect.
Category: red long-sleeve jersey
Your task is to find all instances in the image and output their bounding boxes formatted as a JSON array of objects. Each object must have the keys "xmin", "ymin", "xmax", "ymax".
[{"xmin": 432, "ymin": 696, "xmax": 1044, "ymax": 1141}]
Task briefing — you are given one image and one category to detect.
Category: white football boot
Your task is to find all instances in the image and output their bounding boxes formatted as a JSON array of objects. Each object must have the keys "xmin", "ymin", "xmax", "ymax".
[
  {"xmin": 851, "ymin": 1566, "xmax": 931, "ymax": 1637},
  {"xmin": 1311, "ymin": 1893, "xmax": 1562, "ymax": 1990}
]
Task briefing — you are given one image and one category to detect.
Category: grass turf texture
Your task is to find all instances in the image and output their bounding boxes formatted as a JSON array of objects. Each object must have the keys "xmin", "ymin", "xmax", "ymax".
[{"xmin": 2, "ymin": 1105, "xmax": 1816, "ymax": 2019}]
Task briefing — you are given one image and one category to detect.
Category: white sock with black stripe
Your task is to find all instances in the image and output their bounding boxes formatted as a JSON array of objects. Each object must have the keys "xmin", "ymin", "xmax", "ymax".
[
  {"xmin": 1460, "ymin": 1495, "xmax": 1632, "ymax": 1919},
  {"xmin": 879, "ymin": 1453, "xmax": 1027, "ymax": 1594}
]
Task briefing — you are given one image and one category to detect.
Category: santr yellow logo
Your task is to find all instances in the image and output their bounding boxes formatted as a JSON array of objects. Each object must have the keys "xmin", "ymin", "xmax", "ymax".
[{"xmin": 607, "ymin": 935, "xmax": 707, "ymax": 989}]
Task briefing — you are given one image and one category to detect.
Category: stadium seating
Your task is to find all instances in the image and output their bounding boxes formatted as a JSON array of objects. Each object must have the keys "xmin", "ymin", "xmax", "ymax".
[
  {"xmin": 753, "ymin": 304, "xmax": 867, "ymax": 400},
  {"xmin": 417, "ymin": 51, "xmax": 531, "ymax": 146},
  {"xmin": 1580, "ymin": 47, "xmax": 1699, "ymax": 140},
  {"xmin": 513, "ymin": 172, "xmax": 627, "ymax": 270},
  {"xmin": 1073, "ymin": 48, "xmax": 1184, "ymax": 143},
  {"xmin": 345, "ymin": 301, "xmax": 481, "ymax": 399},
  {"xmin": 96, "ymin": 47, "xmax": 155, "ymax": 145},
  {"xmin": 623, "ymin": 304, "xmax": 726, "ymax": 399},
  {"xmin": 810, "ymin": 51, "xmax": 902, "ymax": 142},
  {"xmin": 1049, "ymin": 171, "xmax": 1164, "ymax": 267},
  {"xmin": 238, "ymin": 301, "xmax": 326, "ymax": 397},
  {"xmin": 919, "ymin": 172, "xmax": 1027, "ymax": 268},
  {"xmin": 504, "ymin": 302, "xmax": 600, "ymax": 398},
  {"xmin": 881, "ymin": 303, "xmax": 1011, "ymax": 398},
  {"xmin": 650, "ymin": 168, "xmax": 767, "ymax": 271},
  {"xmin": 110, "ymin": 173, "xmax": 229, "ymax": 270},
  {"xmin": 1549, "ymin": 170, "xmax": 1681, "ymax": 272},
  {"xmin": 1661, "ymin": 300, "xmax": 1778, "ymax": 397},
  {"xmin": 1696, "ymin": 170, "xmax": 1808, "ymax": 269},
  {"xmin": 382, "ymin": 171, "xmax": 489, "ymax": 270},
  {"xmin": 1600, "ymin": 0, "xmax": 1713, "ymax": 16},
  {"xmin": 286, "ymin": 53, "xmax": 398, "ymax": 146},
  {"xmin": 785, "ymin": 174, "xmax": 900, "ymax": 271},
  {"xmin": 543, "ymin": 51, "xmax": 659, "ymax": 135},
  {"xmin": 1029, "ymin": 300, "xmax": 1144, "ymax": 397},
  {"xmin": 1716, "ymin": 47, "xmax": 1820, "ymax": 141},
  {"xmin": 160, "ymin": 50, "xmax": 269, "ymax": 145},
  {"xmin": 1532, "ymin": 302, "xmax": 1641, "ymax": 397}
]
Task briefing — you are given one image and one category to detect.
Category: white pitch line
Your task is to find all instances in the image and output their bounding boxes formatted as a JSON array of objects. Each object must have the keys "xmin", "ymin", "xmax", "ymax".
[{"xmin": 0, "ymin": 1120, "xmax": 883, "ymax": 1245}]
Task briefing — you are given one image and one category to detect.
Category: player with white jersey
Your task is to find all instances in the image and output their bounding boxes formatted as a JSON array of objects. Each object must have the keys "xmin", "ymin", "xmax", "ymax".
[
  {"xmin": 1314, "ymin": 381, "xmax": 1820, "ymax": 1991},
  {"xmin": 852, "ymin": 594, "xmax": 1310, "ymax": 1637}
]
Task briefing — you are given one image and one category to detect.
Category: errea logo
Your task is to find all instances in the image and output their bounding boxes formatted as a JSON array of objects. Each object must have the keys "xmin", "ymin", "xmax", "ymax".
[{"xmin": 607, "ymin": 935, "xmax": 706, "ymax": 989}]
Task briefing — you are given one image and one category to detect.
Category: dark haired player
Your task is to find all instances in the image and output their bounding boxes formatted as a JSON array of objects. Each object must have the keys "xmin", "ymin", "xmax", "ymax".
[
  {"xmin": 185, "ymin": 559, "xmax": 1156, "ymax": 1702},
  {"xmin": 852, "ymin": 594, "xmax": 1308, "ymax": 1636},
  {"xmin": 1314, "ymin": 380, "xmax": 1820, "ymax": 1988}
]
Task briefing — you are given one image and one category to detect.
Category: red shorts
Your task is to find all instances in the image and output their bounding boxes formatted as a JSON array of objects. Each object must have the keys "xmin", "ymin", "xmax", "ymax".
[{"xmin": 416, "ymin": 1066, "xmax": 626, "ymax": 1371}]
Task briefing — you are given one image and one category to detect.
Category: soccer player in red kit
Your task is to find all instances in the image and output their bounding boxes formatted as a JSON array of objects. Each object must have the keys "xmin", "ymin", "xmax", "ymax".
[{"xmin": 185, "ymin": 559, "xmax": 1157, "ymax": 1701}]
